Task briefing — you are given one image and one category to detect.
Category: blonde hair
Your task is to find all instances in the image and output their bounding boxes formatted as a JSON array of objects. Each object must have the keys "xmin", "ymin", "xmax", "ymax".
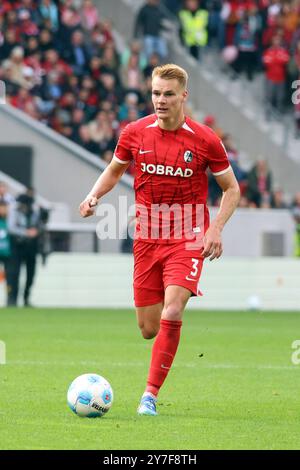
[{"xmin": 152, "ymin": 64, "xmax": 188, "ymax": 89}]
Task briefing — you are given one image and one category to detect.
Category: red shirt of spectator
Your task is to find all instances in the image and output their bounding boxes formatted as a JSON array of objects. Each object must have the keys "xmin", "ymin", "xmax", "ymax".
[
  {"xmin": 0, "ymin": 1, "xmax": 14, "ymax": 17},
  {"xmin": 18, "ymin": 10, "xmax": 39, "ymax": 36},
  {"xmin": 42, "ymin": 49, "xmax": 73, "ymax": 80},
  {"xmin": 10, "ymin": 88, "xmax": 36, "ymax": 112},
  {"xmin": 262, "ymin": 37, "xmax": 290, "ymax": 83}
]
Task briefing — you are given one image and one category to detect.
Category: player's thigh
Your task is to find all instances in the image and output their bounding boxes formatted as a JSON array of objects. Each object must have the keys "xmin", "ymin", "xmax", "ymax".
[
  {"xmin": 163, "ymin": 245, "xmax": 204, "ymax": 298},
  {"xmin": 133, "ymin": 241, "xmax": 164, "ymax": 308},
  {"xmin": 136, "ymin": 302, "xmax": 163, "ymax": 338}
]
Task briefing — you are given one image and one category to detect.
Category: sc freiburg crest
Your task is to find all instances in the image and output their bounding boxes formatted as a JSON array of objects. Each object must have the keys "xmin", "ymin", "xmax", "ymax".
[{"xmin": 184, "ymin": 150, "xmax": 193, "ymax": 163}]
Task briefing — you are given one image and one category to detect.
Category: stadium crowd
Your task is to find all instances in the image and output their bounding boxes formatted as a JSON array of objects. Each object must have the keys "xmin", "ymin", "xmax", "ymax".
[
  {"xmin": 166, "ymin": 0, "xmax": 300, "ymax": 117},
  {"xmin": 0, "ymin": 0, "xmax": 299, "ymax": 210}
]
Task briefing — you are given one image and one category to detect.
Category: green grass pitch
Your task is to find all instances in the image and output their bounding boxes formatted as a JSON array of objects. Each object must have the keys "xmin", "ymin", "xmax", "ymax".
[{"xmin": 0, "ymin": 308, "xmax": 299, "ymax": 450}]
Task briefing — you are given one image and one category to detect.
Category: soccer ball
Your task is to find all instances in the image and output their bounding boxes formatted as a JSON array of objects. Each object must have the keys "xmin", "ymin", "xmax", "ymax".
[{"xmin": 67, "ymin": 373, "xmax": 113, "ymax": 418}]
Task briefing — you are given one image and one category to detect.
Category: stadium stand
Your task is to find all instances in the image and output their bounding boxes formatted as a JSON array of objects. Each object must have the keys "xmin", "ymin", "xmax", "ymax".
[{"xmin": 1, "ymin": 0, "xmax": 300, "ymax": 208}]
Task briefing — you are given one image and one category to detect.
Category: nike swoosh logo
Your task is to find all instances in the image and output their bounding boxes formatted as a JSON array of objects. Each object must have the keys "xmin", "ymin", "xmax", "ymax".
[
  {"xmin": 185, "ymin": 276, "xmax": 198, "ymax": 282},
  {"xmin": 161, "ymin": 364, "xmax": 169, "ymax": 369},
  {"xmin": 139, "ymin": 150, "xmax": 153, "ymax": 154}
]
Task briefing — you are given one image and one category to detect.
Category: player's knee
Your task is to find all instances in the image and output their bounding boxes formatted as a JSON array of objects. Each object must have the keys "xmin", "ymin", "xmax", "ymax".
[{"xmin": 163, "ymin": 303, "xmax": 183, "ymax": 321}]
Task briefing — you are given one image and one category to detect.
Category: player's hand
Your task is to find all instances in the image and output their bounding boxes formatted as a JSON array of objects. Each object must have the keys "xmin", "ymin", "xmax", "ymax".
[
  {"xmin": 79, "ymin": 196, "xmax": 98, "ymax": 218},
  {"xmin": 201, "ymin": 222, "xmax": 223, "ymax": 261}
]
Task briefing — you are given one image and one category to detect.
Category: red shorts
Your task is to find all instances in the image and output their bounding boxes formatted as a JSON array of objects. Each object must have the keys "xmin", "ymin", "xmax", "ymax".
[{"xmin": 133, "ymin": 240, "xmax": 204, "ymax": 307}]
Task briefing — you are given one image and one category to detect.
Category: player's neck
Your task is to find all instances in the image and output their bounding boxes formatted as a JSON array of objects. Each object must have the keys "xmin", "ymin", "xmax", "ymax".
[{"xmin": 157, "ymin": 114, "xmax": 185, "ymax": 131}]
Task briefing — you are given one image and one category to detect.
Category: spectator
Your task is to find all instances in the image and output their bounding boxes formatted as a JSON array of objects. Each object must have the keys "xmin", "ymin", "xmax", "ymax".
[
  {"xmin": 76, "ymin": 88, "xmax": 95, "ymax": 120},
  {"xmin": 5, "ymin": 46, "xmax": 29, "ymax": 89},
  {"xmin": 88, "ymin": 56, "xmax": 102, "ymax": 80},
  {"xmin": 209, "ymin": 133, "xmax": 247, "ymax": 204},
  {"xmin": 38, "ymin": 0, "xmax": 59, "ymax": 32},
  {"xmin": 0, "ymin": 201, "xmax": 11, "ymax": 307},
  {"xmin": 260, "ymin": 191, "xmax": 272, "ymax": 208},
  {"xmin": 7, "ymin": 192, "xmax": 41, "ymax": 307},
  {"xmin": 262, "ymin": 34, "xmax": 290, "ymax": 117},
  {"xmin": 232, "ymin": 8, "xmax": 260, "ymax": 81},
  {"xmin": 222, "ymin": 133, "xmax": 239, "ymax": 161},
  {"xmin": 70, "ymin": 108, "xmax": 86, "ymax": 143},
  {"xmin": 246, "ymin": 160, "xmax": 272, "ymax": 208},
  {"xmin": 206, "ymin": 0, "xmax": 223, "ymax": 49},
  {"xmin": 100, "ymin": 43, "xmax": 120, "ymax": 74},
  {"xmin": 17, "ymin": 0, "xmax": 40, "ymax": 24},
  {"xmin": 80, "ymin": 0, "xmax": 100, "ymax": 32},
  {"xmin": 4, "ymin": 11, "xmax": 20, "ymax": 41},
  {"xmin": 291, "ymin": 191, "xmax": 300, "ymax": 257},
  {"xmin": 270, "ymin": 188, "xmax": 287, "ymax": 209},
  {"xmin": 99, "ymin": 73, "xmax": 123, "ymax": 106},
  {"xmin": 134, "ymin": 0, "xmax": 168, "ymax": 60},
  {"xmin": 118, "ymin": 92, "xmax": 140, "ymax": 122},
  {"xmin": 38, "ymin": 28, "xmax": 56, "ymax": 54},
  {"xmin": 64, "ymin": 30, "xmax": 91, "ymax": 76},
  {"xmin": 39, "ymin": 70, "xmax": 63, "ymax": 104},
  {"xmin": 89, "ymin": 20, "xmax": 113, "ymax": 54},
  {"xmin": 178, "ymin": 0, "xmax": 209, "ymax": 61},
  {"xmin": 0, "ymin": 30, "xmax": 18, "ymax": 61},
  {"xmin": 121, "ymin": 40, "xmax": 147, "ymax": 72},
  {"xmin": 143, "ymin": 52, "xmax": 161, "ymax": 78},
  {"xmin": 203, "ymin": 114, "xmax": 224, "ymax": 138},
  {"xmin": 42, "ymin": 49, "xmax": 72, "ymax": 79},
  {"xmin": 102, "ymin": 150, "xmax": 113, "ymax": 164},
  {"xmin": 0, "ymin": 181, "xmax": 14, "ymax": 205},
  {"xmin": 162, "ymin": 0, "xmax": 181, "ymax": 14},
  {"xmin": 238, "ymin": 195, "xmax": 250, "ymax": 208},
  {"xmin": 0, "ymin": 60, "xmax": 19, "ymax": 96},
  {"xmin": 24, "ymin": 49, "xmax": 43, "ymax": 87},
  {"xmin": 10, "ymin": 86, "xmax": 38, "ymax": 113},
  {"xmin": 87, "ymin": 111, "xmax": 115, "ymax": 155},
  {"xmin": 80, "ymin": 76, "xmax": 98, "ymax": 107},
  {"xmin": 77, "ymin": 124, "xmax": 100, "ymax": 153},
  {"xmin": 121, "ymin": 53, "xmax": 143, "ymax": 92},
  {"xmin": 18, "ymin": 8, "xmax": 39, "ymax": 38},
  {"xmin": 281, "ymin": 2, "xmax": 299, "ymax": 45},
  {"xmin": 60, "ymin": 2, "xmax": 83, "ymax": 46}
]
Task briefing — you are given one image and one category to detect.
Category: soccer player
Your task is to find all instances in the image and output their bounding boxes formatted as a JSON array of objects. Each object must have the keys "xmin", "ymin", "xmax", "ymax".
[{"xmin": 79, "ymin": 64, "xmax": 240, "ymax": 416}]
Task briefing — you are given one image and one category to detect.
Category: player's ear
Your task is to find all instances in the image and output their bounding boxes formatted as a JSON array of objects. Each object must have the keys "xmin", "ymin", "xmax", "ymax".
[{"xmin": 182, "ymin": 90, "xmax": 188, "ymax": 102}]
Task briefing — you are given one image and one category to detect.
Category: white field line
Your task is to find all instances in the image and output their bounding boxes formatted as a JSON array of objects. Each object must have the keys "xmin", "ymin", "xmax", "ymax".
[{"xmin": 5, "ymin": 360, "xmax": 299, "ymax": 370}]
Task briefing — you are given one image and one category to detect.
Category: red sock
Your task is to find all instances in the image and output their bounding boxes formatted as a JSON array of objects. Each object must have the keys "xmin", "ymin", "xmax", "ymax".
[{"xmin": 146, "ymin": 319, "xmax": 182, "ymax": 397}]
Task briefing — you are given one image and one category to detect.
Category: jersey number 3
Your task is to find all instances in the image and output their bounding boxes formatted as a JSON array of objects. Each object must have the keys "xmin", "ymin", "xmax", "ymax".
[{"xmin": 190, "ymin": 258, "xmax": 199, "ymax": 277}]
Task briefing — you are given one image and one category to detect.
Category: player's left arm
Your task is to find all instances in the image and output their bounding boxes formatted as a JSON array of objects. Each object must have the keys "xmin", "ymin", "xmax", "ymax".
[{"xmin": 202, "ymin": 169, "xmax": 240, "ymax": 261}]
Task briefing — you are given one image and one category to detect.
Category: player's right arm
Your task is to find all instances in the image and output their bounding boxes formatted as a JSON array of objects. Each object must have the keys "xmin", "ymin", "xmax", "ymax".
[{"xmin": 79, "ymin": 159, "xmax": 130, "ymax": 218}]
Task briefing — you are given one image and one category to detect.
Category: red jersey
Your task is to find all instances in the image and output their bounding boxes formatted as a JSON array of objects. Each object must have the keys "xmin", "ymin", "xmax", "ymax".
[
  {"xmin": 262, "ymin": 47, "xmax": 290, "ymax": 83},
  {"xmin": 114, "ymin": 114, "xmax": 230, "ymax": 243}
]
